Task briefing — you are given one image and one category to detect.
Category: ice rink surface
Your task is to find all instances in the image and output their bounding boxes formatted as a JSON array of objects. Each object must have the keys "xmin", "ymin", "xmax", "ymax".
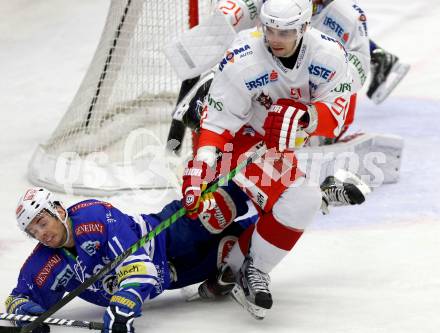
[{"xmin": 1, "ymin": 1, "xmax": 440, "ymax": 332}]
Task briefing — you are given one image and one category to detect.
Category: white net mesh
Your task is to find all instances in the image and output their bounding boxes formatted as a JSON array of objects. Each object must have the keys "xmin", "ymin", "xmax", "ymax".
[{"xmin": 28, "ymin": 0, "xmax": 213, "ymax": 195}]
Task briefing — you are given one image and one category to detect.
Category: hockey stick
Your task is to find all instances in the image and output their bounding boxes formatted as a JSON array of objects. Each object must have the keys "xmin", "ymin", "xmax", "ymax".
[
  {"xmin": 21, "ymin": 142, "xmax": 267, "ymax": 333},
  {"xmin": 166, "ymin": 76, "xmax": 200, "ymax": 154},
  {"xmin": 0, "ymin": 313, "xmax": 102, "ymax": 331}
]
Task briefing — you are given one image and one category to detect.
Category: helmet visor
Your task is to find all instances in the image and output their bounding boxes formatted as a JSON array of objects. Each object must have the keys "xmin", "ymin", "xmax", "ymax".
[{"xmin": 263, "ymin": 25, "xmax": 300, "ymax": 42}]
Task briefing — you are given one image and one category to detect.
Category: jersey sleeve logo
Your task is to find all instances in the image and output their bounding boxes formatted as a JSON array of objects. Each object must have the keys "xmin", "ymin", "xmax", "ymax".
[{"xmin": 218, "ymin": 44, "xmax": 252, "ymax": 71}]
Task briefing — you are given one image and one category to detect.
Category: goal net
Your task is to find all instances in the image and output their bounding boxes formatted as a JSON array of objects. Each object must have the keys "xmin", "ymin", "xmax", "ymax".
[{"xmin": 28, "ymin": 0, "xmax": 213, "ymax": 196}]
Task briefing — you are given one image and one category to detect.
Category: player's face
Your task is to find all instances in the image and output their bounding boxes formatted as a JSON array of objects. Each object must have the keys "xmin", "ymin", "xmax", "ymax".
[
  {"xmin": 26, "ymin": 209, "xmax": 67, "ymax": 247},
  {"xmin": 264, "ymin": 26, "xmax": 299, "ymax": 58}
]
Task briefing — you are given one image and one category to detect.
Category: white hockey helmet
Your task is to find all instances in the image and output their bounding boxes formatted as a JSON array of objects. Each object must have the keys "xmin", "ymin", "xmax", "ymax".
[
  {"xmin": 260, "ymin": 0, "xmax": 313, "ymax": 31},
  {"xmin": 16, "ymin": 188, "xmax": 69, "ymax": 247}
]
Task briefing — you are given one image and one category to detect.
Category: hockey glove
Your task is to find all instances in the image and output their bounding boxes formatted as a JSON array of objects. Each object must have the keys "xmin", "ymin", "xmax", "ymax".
[
  {"xmin": 5, "ymin": 295, "xmax": 50, "ymax": 332},
  {"xmin": 182, "ymin": 158, "xmax": 217, "ymax": 218},
  {"xmin": 197, "ymin": 187, "xmax": 239, "ymax": 233},
  {"xmin": 102, "ymin": 290, "xmax": 142, "ymax": 333},
  {"xmin": 263, "ymin": 99, "xmax": 317, "ymax": 152},
  {"xmin": 6, "ymin": 296, "xmax": 46, "ymax": 316}
]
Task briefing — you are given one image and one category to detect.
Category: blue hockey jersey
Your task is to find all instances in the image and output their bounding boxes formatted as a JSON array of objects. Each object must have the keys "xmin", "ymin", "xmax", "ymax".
[
  {"xmin": 7, "ymin": 182, "xmax": 255, "ymax": 313},
  {"xmin": 8, "ymin": 199, "xmax": 171, "ymax": 310}
]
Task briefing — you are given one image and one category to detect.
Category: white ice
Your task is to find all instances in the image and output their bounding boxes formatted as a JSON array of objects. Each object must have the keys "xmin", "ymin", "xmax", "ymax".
[{"xmin": 1, "ymin": 0, "xmax": 439, "ymax": 332}]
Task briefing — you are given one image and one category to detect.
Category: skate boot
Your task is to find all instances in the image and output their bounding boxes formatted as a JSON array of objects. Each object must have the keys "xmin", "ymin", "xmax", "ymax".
[
  {"xmin": 367, "ymin": 48, "xmax": 410, "ymax": 104},
  {"xmin": 320, "ymin": 170, "xmax": 371, "ymax": 214},
  {"xmin": 198, "ymin": 265, "xmax": 236, "ymax": 300},
  {"xmin": 231, "ymin": 257, "xmax": 272, "ymax": 320}
]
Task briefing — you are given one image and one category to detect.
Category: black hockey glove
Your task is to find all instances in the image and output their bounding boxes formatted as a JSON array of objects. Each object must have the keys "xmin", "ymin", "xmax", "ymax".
[{"xmin": 102, "ymin": 290, "xmax": 142, "ymax": 333}]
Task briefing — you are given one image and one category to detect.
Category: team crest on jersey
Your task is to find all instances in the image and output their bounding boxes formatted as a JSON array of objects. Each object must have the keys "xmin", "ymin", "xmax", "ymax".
[
  {"xmin": 256, "ymin": 92, "xmax": 273, "ymax": 110},
  {"xmin": 80, "ymin": 240, "xmax": 101, "ymax": 256},
  {"xmin": 218, "ymin": 44, "xmax": 251, "ymax": 71}
]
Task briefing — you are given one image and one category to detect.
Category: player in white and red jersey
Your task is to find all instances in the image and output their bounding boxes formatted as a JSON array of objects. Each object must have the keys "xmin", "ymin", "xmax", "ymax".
[
  {"xmin": 180, "ymin": 0, "xmax": 355, "ymax": 319},
  {"xmin": 216, "ymin": 0, "xmax": 408, "ymax": 103},
  {"xmin": 168, "ymin": 0, "xmax": 408, "ymax": 156},
  {"xmin": 212, "ymin": 0, "xmax": 365, "ymax": 142}
]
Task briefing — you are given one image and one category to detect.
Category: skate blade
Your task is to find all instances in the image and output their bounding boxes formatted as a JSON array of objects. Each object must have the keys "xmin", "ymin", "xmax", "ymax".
[
  {"xmin": 371, "ymin": 62, "xmax": 411, "ymax": 104},
  {"xmin": 334, "ymin": 169, "xmax": 371, "ymax": 196},
  {"xmin": 231, "ymin": 285, "xmax": 267, "ymax": 320}
]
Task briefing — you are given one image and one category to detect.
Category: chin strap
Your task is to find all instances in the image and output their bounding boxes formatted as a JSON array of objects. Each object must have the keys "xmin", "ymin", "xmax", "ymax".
[
  {"xmin": 59, "ymin": 212, "xmax": 71, "ymax": 248},
  {"xmin": 53, "ymin": 205, "xmax": 71, "ymax": 248}
]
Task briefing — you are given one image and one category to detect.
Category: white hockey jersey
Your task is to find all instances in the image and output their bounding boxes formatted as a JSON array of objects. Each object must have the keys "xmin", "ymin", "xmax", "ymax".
[
  {"xmin": 200, "ymin": 27, "xmax": 353, "ymax": 145},
  {"xmin": 216, "ymin": 0, "xmax": 369, "ymax": 92},
  {"xmin": 311, "ymin": 0, "xmax": 370, "ymax": 91}
]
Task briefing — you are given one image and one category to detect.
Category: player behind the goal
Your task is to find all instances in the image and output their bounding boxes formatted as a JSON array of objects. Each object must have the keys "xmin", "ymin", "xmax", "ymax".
[
  {"xmin": 179, "ymin": 0, "xmax": 368, "ymax": 319},
  {"xmin": 169, "ymin": 0, "xmax": 409, "ymax": 152}
]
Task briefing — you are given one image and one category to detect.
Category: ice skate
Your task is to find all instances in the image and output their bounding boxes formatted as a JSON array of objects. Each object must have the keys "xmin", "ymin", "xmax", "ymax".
[
  {"xmin": 198, "ymin": 265, "xmax": 236, "ymax": 300},
  {"xmin": 231, "ymin": 257, "xmax": 272, "ymax": 320},
  {"xmin": 321, "ymin": 169, "xmax": 371, "ymax": 214},
  {"xmin": 367, "ymin": 48, "xmax": 410, "ymax": 104}
]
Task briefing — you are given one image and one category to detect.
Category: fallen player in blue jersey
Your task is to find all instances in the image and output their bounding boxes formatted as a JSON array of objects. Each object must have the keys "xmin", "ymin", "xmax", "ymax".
[{"xmin": 6, "ymin": 183, "xmax": 253, "ymax": 333}]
